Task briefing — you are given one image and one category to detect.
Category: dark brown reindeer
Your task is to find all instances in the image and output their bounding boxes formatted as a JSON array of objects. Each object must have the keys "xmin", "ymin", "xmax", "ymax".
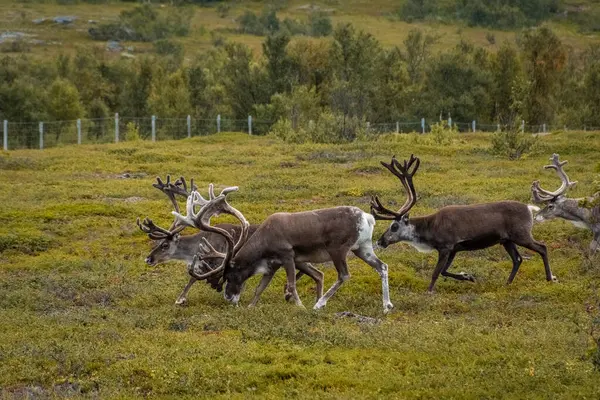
[
  {"xmin": 531, "ymin": 153, "xmax": 600, "ymax": 253},
  {"xmin": 371, "ymin": 155, "xmax": 555, "ymax": 292},
  {"xmin": 173, "ymin": 184, "xmax": 394, "ymax": 313},
  {"xmin": 138, "ymin": 176, "xmax": 322, "ymax": 306}
]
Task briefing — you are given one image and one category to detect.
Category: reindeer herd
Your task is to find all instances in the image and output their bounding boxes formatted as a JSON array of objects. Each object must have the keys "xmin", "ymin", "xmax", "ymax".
[{"xmin": 137, "ymin": 154, "xmax": 599, "ymax": 313}]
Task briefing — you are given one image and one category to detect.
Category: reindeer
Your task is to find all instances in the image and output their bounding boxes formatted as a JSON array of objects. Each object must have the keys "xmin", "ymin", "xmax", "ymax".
[
  {"xmin": 137, "ymin": 176, "xmax": 322, "ymax": 306},
  {"xmin": 371, "ymin": 155, "xmax": 555, "ymax": 292},
  {"xmin": 531, "ymin": 153, "xmax": 600, "ymax": 253},
  {"xmin": 173, "ymin": 184, "xmax": 394, "ymax": 313}
]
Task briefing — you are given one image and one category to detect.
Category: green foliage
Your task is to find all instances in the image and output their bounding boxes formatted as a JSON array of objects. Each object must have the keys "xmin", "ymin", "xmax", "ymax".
[
  {"xmin": 125, "ymin": 121, "xmax": 141, "ymax": 141},
  {"xmin": 46, "ymin": 78, "xmax": 84, "ymax": 124},
  {"xmin": 399, "ymin": 0, "xmax": 561, "ymax": 29},
  {"xmin": 308, "ymin": 11, "xmax": 333, "ymax": 37},
  {"xmin": 490, "ymin": 125, "xmax": 537, "ymax": 159},
  {"xmin": 430, "ymin": 120, "xmax": 457, "ymax": 145},
  {"xmin": 89, "ymin": 5, "xmax": 193, "ymax": 42}
]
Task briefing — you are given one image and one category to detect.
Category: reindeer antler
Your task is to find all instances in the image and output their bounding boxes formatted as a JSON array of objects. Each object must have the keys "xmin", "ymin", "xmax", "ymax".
[
  {"xmin": 531, "ymin": 154, "xmax": 577, "ymax": 203},
  {"xmin": 136, "ymin": 217, "xmax": 184, "ymax": 240},
  {"xmin": 371, "ymin": 154, "xmax": 420, "ymax": 220},
  {"xmin": 172, "ymin": 184, "xmax": 249, "ymax": 280},
  {"xmin": 137, "ymin": 175, "xmax": 198, "ymax": 239}
]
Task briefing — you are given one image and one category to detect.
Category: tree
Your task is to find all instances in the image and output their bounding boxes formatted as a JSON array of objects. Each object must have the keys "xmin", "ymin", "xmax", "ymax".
[
  {"xmin": 121, "ymin": 58, "xmax": 153, "ymax": 118},
  {"xmin": 221, "ymin": 43, "xmax": 269, "ymax": 119},
  {"xmin": 518, "ymin": 26, "xmax": 566, "ymax": 124},
  {"xmin": 46, "ymin": 78, "xmax": 84, "ymax": 140},
  {"xmin": 490, "ymin": 42, "xmax": 521, "ymax": 124},
  {"xmin": 263, "ymin": 33, "xmax": 293, "ymax": 96},
  {"xmin": 403, "ymin": 29, "xmax": 437, "ymax": 84}
]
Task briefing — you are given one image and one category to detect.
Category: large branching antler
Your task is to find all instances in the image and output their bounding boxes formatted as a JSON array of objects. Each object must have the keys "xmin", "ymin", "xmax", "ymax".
[
  {"xmin": 137, "ymin": 175, "xmax": 197, "ymax": 239},
  {"xmin": 531, "ymin": 154, "xmax": 577, "ymax": 203},
  {"xmin": 172, "ymin": 184, "xmax": 249, "ymax": 280},
  {"xmin": 370, "ymin": 154, "xmax": 420, "ymax": 220}
]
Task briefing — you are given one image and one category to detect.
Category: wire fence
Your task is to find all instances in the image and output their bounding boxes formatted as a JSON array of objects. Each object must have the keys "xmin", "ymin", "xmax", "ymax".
[{"xmin": 2, "ymin": 115, "xmax": 599, "ymax": 151}]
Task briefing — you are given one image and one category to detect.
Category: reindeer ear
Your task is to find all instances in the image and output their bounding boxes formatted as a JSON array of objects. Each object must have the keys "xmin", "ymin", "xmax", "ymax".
[
  {"xmin": 173, "ymin": 233, "xmax": 180, "ymax": 241},
  {"xmin": 402, "ymin": 214, "xmax": 410, "ymax": 223}
]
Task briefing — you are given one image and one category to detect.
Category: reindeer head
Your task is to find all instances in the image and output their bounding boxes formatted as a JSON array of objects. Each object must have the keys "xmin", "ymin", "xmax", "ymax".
[
  {"xmin": 531, "ymin": 154, "xmax": 577, "ymax": 223},
  {"xmin": 371, "ymin": 155, "xmax": 420, "ymax": 248},
  {"xmin": 137, "ymin": 217, "xmax": 183, "ymax": 266},
  {"xmin": 137, "ymin": 175, "xmax": 196, "ymax": 266},
  {"xmin": 172, "ymin": 184, "xmax": 250, "ymax": 305}
]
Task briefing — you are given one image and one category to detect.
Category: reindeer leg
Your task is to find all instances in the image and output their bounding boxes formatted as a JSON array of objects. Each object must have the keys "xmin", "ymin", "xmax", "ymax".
[
  {"xmin": 503, "ymin": 241, "xmax": 523, "ymax": 284},
  {"xmin": 353, "ymin": 245, "xmax": 393, "ymax": 313},
  {"xmin": 282, "ymin": 257, "xmax": 304, "ymax": 308},
  {"xmin": 284, "ymin": 270, "xmax": 306, "ymax": 302},
  {"xmin": 514, "ymin": 238, "xmax": 556, "ymax": 282},
  {"xmin": 248, "ymin": 272, "xmax": 276, "ymax": 307},
  {"xmin": 428, "ymin": 251, "xmax": 451, "ymax": 292},
  {"xmin": 294, "ymin": 262, "xmax": 323, "ymax": 304},
  {"xmin": 440, "ymin": 251, "xmax": 475, "ymax": 283},
  {"xmin": 590, "ymin": 231, "xmax": 599, "ymax": 254},
  {"xmin": 314, "ymin": 255, "xmax": 350, "ymax": 310},
  {"xmin": 175, "ymin": 276, "xmax": 197, "ymax": 305}
]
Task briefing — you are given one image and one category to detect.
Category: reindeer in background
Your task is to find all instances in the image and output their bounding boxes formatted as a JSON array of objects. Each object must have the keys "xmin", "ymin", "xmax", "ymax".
[
  {"xmin": 371, "ymin": 155, "xmax": 554, "ymax": 292},
  {"xmin": 531, "ymin": 153, "xmax": 600, "ymax": 253}
]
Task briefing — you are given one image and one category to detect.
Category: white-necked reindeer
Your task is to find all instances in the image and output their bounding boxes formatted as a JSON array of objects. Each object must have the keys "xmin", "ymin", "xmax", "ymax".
[
  {"xmin": 173, "ymin": 184, "xmax": 394, "ymax": 313},
  {"xmin": 371, "ymin": 155, "xmax": 554, "ymax": 292},
  {"xmin": 137, "ymin": 176, "xmax": 322, "ymax": 306},
  {"xmin": 531, "ymin": 153, "xmax": 600, "ymax": 253}
]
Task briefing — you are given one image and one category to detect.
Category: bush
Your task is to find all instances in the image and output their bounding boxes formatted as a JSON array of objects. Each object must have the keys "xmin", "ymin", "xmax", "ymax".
[
  {"xmin": 490, "ymin": 126, "xmax": 537, "ymax": 160},
  {"xmin": 430, "ymin": 120, "xmax": 457, "ymax": 145},
  {"xmin": 125, "ymin": 122, "xmax": 141, "ymax": 141},
  {"xmin": 309, "ymin": 11, "xmax": 332, "ymax": 37},
  {"xmin": 89, "ymin": 5, "xmax": 193, "ymax": 42},
  {"xmin": 153, "ymin": 39, "xmax": 183, "ymax": 57}
]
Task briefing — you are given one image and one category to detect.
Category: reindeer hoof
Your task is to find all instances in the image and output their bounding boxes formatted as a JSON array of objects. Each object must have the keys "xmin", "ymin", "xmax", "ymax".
[
  {"xmin": 175, "ymin": 298, "xmax": 187, "ymax": 306},
  {"xmin": 284, "ymin": 292, "xmax": 293, "ymax": 302},
  {"xmin": 384, "ymin": 302, "xmax": 394, "ymax": 313},
  {"xmin": 551, "ymin": 275, "xmax": 559, "ymax": 283},
  {"xmin": 460, "ymin": 272, "xmax": 476, "ymax": 282}
]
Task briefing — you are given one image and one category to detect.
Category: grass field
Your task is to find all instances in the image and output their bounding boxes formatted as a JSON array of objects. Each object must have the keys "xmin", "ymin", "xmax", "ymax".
[
  {"xmin": 1, "ymin": 130, "xmax": 599, "ymax": 398},
  {"xmin": 1, "ymin": 0, "xmax": 599, "ymax": 61}
]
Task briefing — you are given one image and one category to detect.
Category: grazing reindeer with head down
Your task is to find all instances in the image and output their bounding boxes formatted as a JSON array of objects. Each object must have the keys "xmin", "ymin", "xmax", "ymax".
[
  {"xmin": 531, "ymin": 153, "xmax": 600, "ymax": 253},
  {"xmin": 173, "ymin": 184, "xmax": 394, "ymax": 313},
  {"xmin": 371, "ymin": 155, "xmax": 555, "ymax": 292},
  {"xmin": 137, "ymin": 176, "xmax": 322, "ymax": 306}
]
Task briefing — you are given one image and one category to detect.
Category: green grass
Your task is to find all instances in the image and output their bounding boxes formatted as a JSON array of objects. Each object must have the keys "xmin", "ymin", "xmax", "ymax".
[
  {"xmin": 1, "ymin": 0, "xmax": 599, "ymax": 61},
  {"xmin": 1, "ymin": 131, "xmax": 600, "ymax": 398}
]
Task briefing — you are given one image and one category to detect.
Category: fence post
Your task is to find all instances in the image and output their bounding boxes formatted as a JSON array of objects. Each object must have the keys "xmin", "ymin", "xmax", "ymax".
[
  {"xmin": 396, "ymin": 121, "xmax": 399, "ymax": 133},
  {"xmin": 448, "ymin": 116, "xmax": 452, "ymax": 129},
  {"xmin": 3, "ymin": 120, "xmax": 7, "ymax": 151},
  {"xmin": 421, "ymin": 118, "xmax": 425, "ymax": 134},
  {"xmin": 366, "ymin": 122, "xmax": 370, "ymax": 132},
  {"xmin": 521, "ymin": 119, "xmax": 525, "ymax": 133},
  {"xmin": 472, "ymin": 120, "xmax": 476, "ymax": 133},
  {"xmin": 217, "ymin": 114, "xmax": 221, "ymax": 133},
  {"xmin": 115, "ymin": 113, "xmax": 119, "ymax": 143},
  {"xmin": 187, "ymin": 115, "xmax": 191, "ymax": 138},
  {"xmin": 497, "ymin": 123, "xmax": 500, "ymax": 132},
  {"xmin": 543, "ymin": 123, "xmax": 546, "ymax": 134},
  {"xmin": 77, "ymin": 119, "xmax": 81, "ymax": 145},
  {"xmin": 151, "ymin": 115, "xmax": 156, "ymax": 142},
  {"xmin": 39, "ymin": 122, "xmax": 44, "ymax": 150},
  {"xmin": 248, "ymin": 115, "xmax": 252, "ymax": 135}
]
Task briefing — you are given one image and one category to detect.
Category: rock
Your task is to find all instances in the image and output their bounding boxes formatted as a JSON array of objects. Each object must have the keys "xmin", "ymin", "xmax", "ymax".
[
  {"xmin": 32, "ymin": 18, "xmax": 47, "ymax": 24},
  {"xmin": 106, "ymin": 40, "xmax": 122, "ymax": 52},
  {"xmin": 53, "ymin": 16, "xmax": 77, "ymax": 25}
]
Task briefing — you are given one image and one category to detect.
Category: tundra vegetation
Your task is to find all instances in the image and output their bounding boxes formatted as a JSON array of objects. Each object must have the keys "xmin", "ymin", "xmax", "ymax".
[{"xmin": 1, "ymin": 130, "xmax": 600, "ymax": 397}]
